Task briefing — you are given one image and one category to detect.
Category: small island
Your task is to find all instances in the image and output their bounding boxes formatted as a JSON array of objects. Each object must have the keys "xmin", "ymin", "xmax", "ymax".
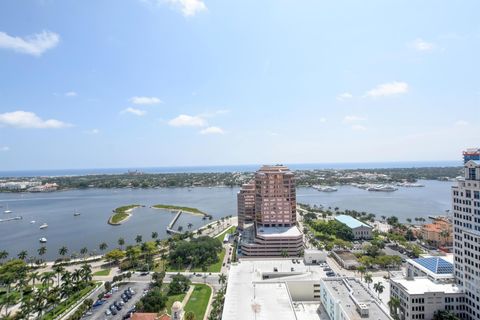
[
  {"xmin": 108, "ymin": 204, "xmax": 142, "ymax": 225},
  {"xmin": 151, "ymin": 204, "xmax": 206, "ymax": 216}
]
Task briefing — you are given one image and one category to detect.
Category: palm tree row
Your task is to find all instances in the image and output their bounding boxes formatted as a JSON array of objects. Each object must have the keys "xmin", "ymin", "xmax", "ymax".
[{"xmin": 0, "ymin": 259, "xmax": 93, "ymax": 319}]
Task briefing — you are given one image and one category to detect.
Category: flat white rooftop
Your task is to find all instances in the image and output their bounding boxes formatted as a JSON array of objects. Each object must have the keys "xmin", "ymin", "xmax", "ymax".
[
  {"xmin": 391, "ymin": 277, "xmax": 462, "ymax": 295},
  {"xmin": 257, "ymin": 225, "xmax": 302, "ymax": 237},
  {"xmin": 222, "ymin": 259, "xmax": 328, "ymax": 320}
]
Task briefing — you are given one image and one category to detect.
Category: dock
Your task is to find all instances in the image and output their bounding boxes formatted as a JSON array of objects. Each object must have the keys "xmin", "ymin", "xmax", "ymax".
[
  {"xmin": 166, "ymin": 210, "xmax": 183, "ymax": 235},
  {"xmin": 0, "ymin": 216, "xmax": 22, "ymax": 223}
]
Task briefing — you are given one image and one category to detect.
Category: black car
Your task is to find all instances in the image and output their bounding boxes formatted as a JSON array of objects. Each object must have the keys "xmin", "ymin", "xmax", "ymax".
[{"xmin": 111, "ymin": 309, "xmax": 117, "ymax": 316}]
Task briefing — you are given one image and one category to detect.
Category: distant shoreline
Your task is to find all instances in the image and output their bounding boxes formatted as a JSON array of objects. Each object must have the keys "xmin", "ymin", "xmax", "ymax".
[{"xmin": 0, "ymin": 161, "xmax": 461, "ymax": 178}]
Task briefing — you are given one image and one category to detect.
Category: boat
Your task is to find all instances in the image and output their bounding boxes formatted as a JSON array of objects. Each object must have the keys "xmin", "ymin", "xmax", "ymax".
[
  {"xmin": 73, "ymin": 210, "xmax": 81, "ymax": 216},
  {"xmin": 39, "ymin": 237, "xmax": 47, "ymax": 243},
  {"xmin": 4, "ymin": 204, "xmax": 12, "ymax": 214},
  {"xmin": 39, "ymin": 223, "xmax": 48, "ymax": 229},
  {"xmin": 30, "ymin": 220, "xmax": 36, "ymax": 224},
  {"xmin": 367, "ymin": 185, "xmax": 398, "ymax": 192}
]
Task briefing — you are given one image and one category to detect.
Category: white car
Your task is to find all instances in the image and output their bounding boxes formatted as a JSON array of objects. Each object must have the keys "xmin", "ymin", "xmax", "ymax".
[{"xmin": 105, "ymin": 309, "xmax": 111, "ymax": 316}]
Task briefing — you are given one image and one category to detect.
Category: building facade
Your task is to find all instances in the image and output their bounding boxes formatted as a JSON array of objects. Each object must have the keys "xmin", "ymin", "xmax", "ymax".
[
  {"xmin": 237, "ymin": 181, "xmax": 255, "ymax": 230},
  {"xmin": 452, "ymin": 148, "xmax": 480, "ymax": 320},
  {"xmin": 238, "ymin": 165, "xmax": 303, "ymax": 256},
  {"xmin": 420, "ymin": 217, "xmax": 453, "ymax": 248}
]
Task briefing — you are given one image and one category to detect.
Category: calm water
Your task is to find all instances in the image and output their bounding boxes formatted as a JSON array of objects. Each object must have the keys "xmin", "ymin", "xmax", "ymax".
[{"xmin": 0, "ymin": 180, "xmax": 454, "ymax": 260}]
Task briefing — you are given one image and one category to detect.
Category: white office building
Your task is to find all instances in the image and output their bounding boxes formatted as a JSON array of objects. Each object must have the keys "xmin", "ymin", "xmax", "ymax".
[
  {"xmin": 390, "ymin": 277, "xmax": 465, "ymax": 320},
  {"xmin": 452, "ymin": 149, "xmax": 480, "ymax": 320}
]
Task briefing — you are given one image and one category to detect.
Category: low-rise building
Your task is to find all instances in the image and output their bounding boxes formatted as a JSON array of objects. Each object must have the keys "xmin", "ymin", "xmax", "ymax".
[
  {"xmin": 420, "ymin": 217, "xmax": 452, "ymax": 247},
  {"xmin": 390, "ymin": 277, "xmax": 465, "ymax": 320},
  {"xmin": 222, "ymin": 259, "xmax": 392, "ymax": 320},
  {"xmin": 335, "ymin": 214, "xmax": 372, "ymax": 240},
  {"xmin": 304, "ymin": 249, "xmax": 327, "ymax": 265},
  {"xmin": 332, "ymin": 250, "xmax": 359, "ymax": 269}
]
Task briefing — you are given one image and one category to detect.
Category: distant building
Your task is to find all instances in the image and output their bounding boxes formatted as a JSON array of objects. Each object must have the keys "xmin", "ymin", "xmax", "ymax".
[
  {"xmin": 334, "ymin": 214, "xmax": 372, "ymax": 240},
  {"xmin": 390, "ymin": 277, "xmax": 465, "ymax": 320},
  {"xmin": 238, "ymin": 165, "xmax": 303, "ymax": 256},
  {"xmin": 406, "ymin": 256, "xmax": 455, "ymax": 284},
  {"xmin": 420, "ymin": 217, "xmax": 452, "ymax": 247}
]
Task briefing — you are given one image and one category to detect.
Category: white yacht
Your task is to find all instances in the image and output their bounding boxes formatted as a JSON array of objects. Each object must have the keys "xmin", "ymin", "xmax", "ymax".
[
  {"xmin": 39, "ymin": 223, "xmax": 48, "ymax": 229},
  {"xmin": 367, "ymin": 185, "xmax": 398, "ymax": 192},
  {"xmin": 30, "ymin": 220, "xmax": 36, "ymax": 224},
  {"xmin": 39, "ymin": 237, "xmax": 47, "ymax": 243},
  {"xmin": 73, "ymin": 210, "xmax": 81, "ymax": 216}
]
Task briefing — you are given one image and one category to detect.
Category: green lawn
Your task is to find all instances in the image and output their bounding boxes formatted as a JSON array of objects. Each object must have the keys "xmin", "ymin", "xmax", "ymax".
[
  {"xmin": 93, "ymin": 268, "xmax": 111, "ymax": 276},
  {"xmin": 160, "ymin": 284, "xmax": 187, "ymax": 314},
  {"xmin": 108, "ymin": 204, "xmax": 141, "ymax": 224},
  {"xmin": 152, "ymin": 204, "xmax": 205, "ymax": 215},
  {"xmin": 214, "ymin": 225, "xmax": 236, "ymax": 239},
  {"xmin": 190, "ymin": 248, "xmax": 225, "ymax": 273},
  {"xmin": 184, "ymin": 284, "xmax": 212, "ymax": 320}
]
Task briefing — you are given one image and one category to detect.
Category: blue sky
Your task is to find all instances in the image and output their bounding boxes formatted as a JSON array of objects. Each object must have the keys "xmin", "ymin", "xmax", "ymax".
[{"xmin": 0, "ymin": 0, "xmax": 479, "ymax": 170}]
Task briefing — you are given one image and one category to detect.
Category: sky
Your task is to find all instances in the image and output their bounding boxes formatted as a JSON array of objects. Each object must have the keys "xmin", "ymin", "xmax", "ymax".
[{"xmin": 0, "ymin": 0, "xmax": 479, "ymax": 170}]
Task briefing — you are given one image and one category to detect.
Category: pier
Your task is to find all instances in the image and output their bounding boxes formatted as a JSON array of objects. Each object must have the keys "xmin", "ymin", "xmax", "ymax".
[
  {"xmin": 0, "ymin": 216, "xmax": 22, "ymax": 223},
  {"xmin": 166, "ymin": 210, "xmax": 183, "ymax": 234}
]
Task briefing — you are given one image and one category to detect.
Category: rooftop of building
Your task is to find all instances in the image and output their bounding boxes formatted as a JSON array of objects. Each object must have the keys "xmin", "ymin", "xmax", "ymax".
[
  {"xmin": 257, "ymin": 225, "xmax": 303, "ymax": 238},
  {"xmin": 257, "ymin": 165, "xmax": 293, "ymax": 174},
  {"xmin": 410, "ymin": 256, "xmax": 454, "ymax": 275},
  {"xmin": 335, "ymin": 215, "xmax": 371, "ymax": 229},
  {"xmin": 222, "ymin": 259, "xmax": 334, "ymax": 320},
  {"xmin": 390, "ymin": 277, "xmax": 462, "ymax": 295},
  {"xmin": 322, "ymin": 278, "xmax": 392, "ymax": 320}
]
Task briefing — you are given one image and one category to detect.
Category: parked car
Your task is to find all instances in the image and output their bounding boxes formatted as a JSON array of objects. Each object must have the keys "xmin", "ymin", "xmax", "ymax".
[
  {"xmin": 105, "ymin": 309, "xmax": 112, "ymax": 316},
  {"xmin": 326, "ymin": 271, "xmax": 335, "ymax": 277},
  {"xmin": 92, "ymin": 300, "xmax": 104, "ymax": 308},
  {"xmin": 111, "ymin": 309, "xmax": 117, "ymax": 316}
]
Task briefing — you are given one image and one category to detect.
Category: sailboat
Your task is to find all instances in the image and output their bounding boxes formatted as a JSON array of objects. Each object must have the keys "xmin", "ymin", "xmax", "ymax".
[
  {"xmin": 73, "ymin": 209, "xmax": 81, "ymax": 217},
  {"xmin": 39, "ymin": 223, "xmax": 48, "ymax": 229},
  {"xmin": 4, "ymin": 204, "xmax": 12, "ymax": 214}
]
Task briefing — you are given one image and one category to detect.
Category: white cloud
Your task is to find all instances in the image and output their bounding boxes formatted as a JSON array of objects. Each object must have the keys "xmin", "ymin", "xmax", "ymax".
[
  {"xmin": 0, "ymin": 146, "xmax": 9, "ymax": 152},
  {"xmin": 343, "ymin": 115, "xmax": 367, "ymax": 124},
  {"xmin": 121, "ymin": 107, "xmax": 147, "ymax": 116},
  {"xmin": 200, "ymin": 126, "xmax": 224, "ymax": 135},
  {"xmin": 0, "ymin": 111, "xmax": 71, "ymax": 129},
  {"xmin": 0, "ymin": 30, "xmax": 59, "ymax": 56},
  {"xmin": 410, "ymin": 38, "xmax": 435, "ymax": 52},
  {"xmin": 166, "ymin": 0, "xmax": 206, "ymax": 16},
  {"xmin": 65, "ymin": 91, "xmax": 77, "ymax": 97},
  {"xmin": 130, "ymin": 96, "xmax": 162, "ymax": 105},
  {"xmin": 336, "ymin": 92, "xmax": 353, "ymax": 101},
  {"xmin": 319, "ymin": 117, "xmax": 327, "ymax": 123},
  {"xmin": 168, "ymin": 114, "xmax": 206, "ymax": 127},
  {"xmin": 86, "ymin": 128, "xmax": 100, "ymax": 134},
  {"xmin": 351, "ymin": 124, "xmax": 367, "ymax": 131},
  {"xmin": 365, "ymin": 81, "xmax": 409, "ymax": 98},
  {"xmin": 454, "ymin": 120, "xmax": 469, "ymax": 127}
]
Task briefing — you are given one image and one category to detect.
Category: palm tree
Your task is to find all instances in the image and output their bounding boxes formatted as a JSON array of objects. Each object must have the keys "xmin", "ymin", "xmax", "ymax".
[
  {"xmin": 218, "ymin": 273, "xmax": 227, "ymax": 287},
  {"xmin": 388, "ymin": 296, "xmax": 401, "ymax": 319},
  {"xmin": 38, "ymin": 246, "xmax": 47, "ymax": 260},
  {"xmin": 58, "ymin": 246, "xmax": 68, "ymax": 259},
  {"xmin": 135, "ymin": 235, "xmax": 142, "ymax": 244},
  {"xmin": 364, "ymin": 273, "xmax": 373, "ymax": 288},
  {"xmin": 118, "ymin": 237, "xmax": 125, "ymax": 250},
  {"xmin": 53, "ymin": 265, "xmax": 65, "ymax": 287},
  {"xmin": 0, "ymin": 250, "xmax": 9, "ymax": 261},
  {"xmin": 357, "ymin": 265, "xmax": 366, "ymax": 281},
  {"xmin": 406, "ymin": 218, "xmax": 412, "ymax": 224},
  {"xmin": 440, "ymin": 229, "xmax": 450, "ymax": 246},
  {"xmin": 373, "ymin": 281, "xmax": 385, "ymax": 299},
  {"xmin": 17, "ymin": 250, "xmax": 28, "ymax": 261},
  {"xmin": 80, "ymin": 247, "xmax": 88, "ymax": 259},
  {"xmin": 81, "ymin": 264, "xmax": 93, "ymax": 283},
  {"xmin": 151, "ymin": 231, "xmax": 158, "ymax": 240},
  {"xmin": 280, "ymin": 249, "xmax": 288, "ymax": 258},
  {"xmin": 41, "ymin": 271, "xmax": 55, "ymax": 290},
  {"xmin": 29, "ymin": 272, "xmax": 40, "ymax": 288},
  {"xmin": 185, "ymin": 311, "xmax": 196, "ymax": 320},
  {"xmin": 99, "ymin": 242, "xmax": 108, "ymax": 252}
]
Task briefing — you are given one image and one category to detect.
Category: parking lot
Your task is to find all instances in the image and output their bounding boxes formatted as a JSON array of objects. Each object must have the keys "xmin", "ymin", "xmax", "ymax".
[{"xmin": 88, "ymin": 282, "xmax": 149, "ymax": 320}]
